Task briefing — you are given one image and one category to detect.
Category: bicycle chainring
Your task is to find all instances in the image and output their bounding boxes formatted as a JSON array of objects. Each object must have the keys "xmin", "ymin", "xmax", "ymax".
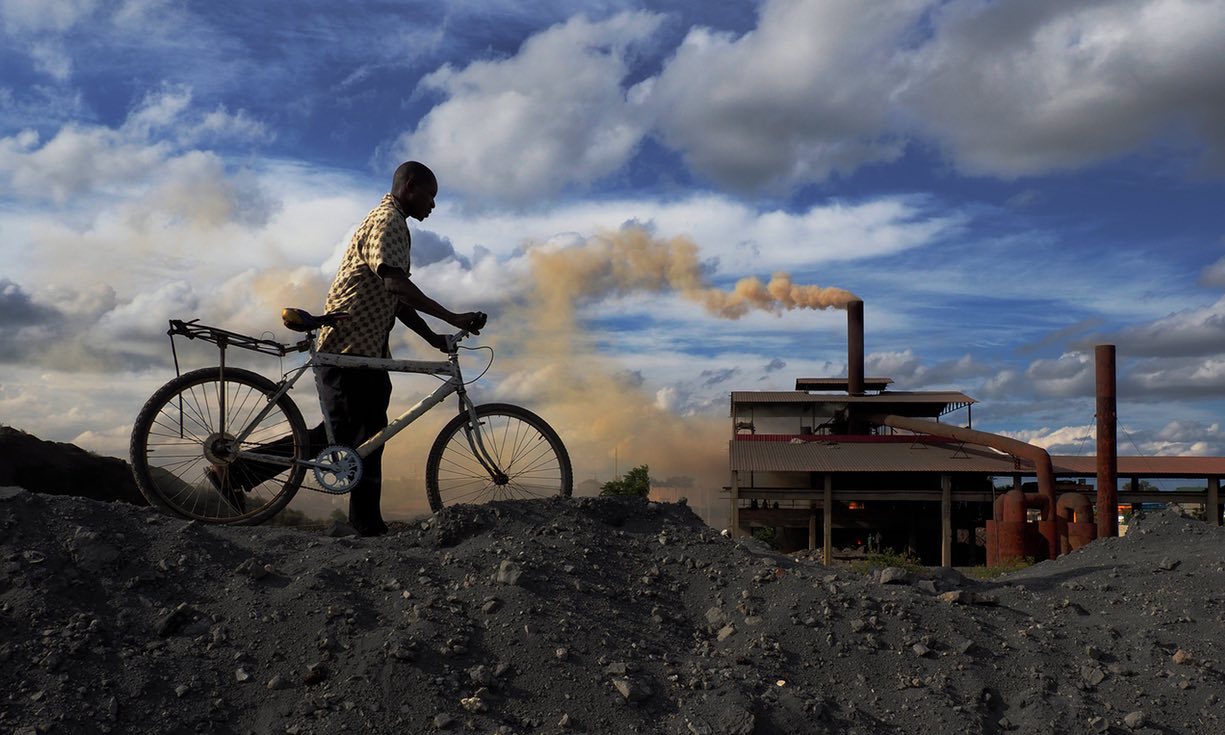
[{"xmin": 312, "ymin": 445, "xmax": 363, "ymax": 494}]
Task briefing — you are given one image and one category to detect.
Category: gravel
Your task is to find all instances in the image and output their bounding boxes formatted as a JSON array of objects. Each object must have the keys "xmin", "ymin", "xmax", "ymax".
[{"xmin": 1, "ymin": 486, "xmax": 1223, "ymax": 734}]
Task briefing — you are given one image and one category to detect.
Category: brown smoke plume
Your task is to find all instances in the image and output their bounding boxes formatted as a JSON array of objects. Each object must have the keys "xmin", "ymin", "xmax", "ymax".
[
  {"xmin": 526, "ymin": 226, "xmax": 858, "ymax": 321},
  {"xmin": 321, "ymin": 225, "xmax": 857, "ymax": 524}
]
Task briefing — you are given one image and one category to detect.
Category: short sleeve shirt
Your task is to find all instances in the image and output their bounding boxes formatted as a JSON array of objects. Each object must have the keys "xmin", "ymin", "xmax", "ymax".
[{"xmin": 316, "ymin": 194, "xmax": 411, "ymax": 357}]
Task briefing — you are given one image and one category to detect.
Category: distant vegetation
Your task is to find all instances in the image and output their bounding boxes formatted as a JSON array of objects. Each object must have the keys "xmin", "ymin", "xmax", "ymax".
[
  {"xmin": 851, "ymin": 548, "xmax": 925, "ymax": 575},
  {"xmin": 600, "ymin": 465, "xmax": 650, "ymax": 497}
]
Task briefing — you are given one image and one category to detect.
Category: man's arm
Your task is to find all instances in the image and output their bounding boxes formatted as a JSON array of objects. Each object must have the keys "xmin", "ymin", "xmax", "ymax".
[
  {"xmin": 395, "ymin": 303, "xmax": 448, "ymax": 353},
  {"xmin": 379, "ymin": 265, "xmax": 485, "ymax": 333}
]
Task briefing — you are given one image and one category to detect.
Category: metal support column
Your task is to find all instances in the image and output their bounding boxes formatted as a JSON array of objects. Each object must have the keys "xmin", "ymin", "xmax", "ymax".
[
  {"xmin": 1209, "ymin": 477, "xmax": 1220, "ymax": 527},
  {"xmin": 808, "ymin": 501, "xmax": 817, "ymax": 551},
  {"xmin": 731, "ymin": 471, "xmax": 740, "ymax": 538},
  {"xmin": 941, "ymin": 474, "xmax": 952, "ymax": 568},
  {"xmin": 823, "ymin": 474, "xmax": 833, "ymax": 566},
  {"xmin": 1096, "ymin": 344, "xmax": 1119, "ymax": 538}
]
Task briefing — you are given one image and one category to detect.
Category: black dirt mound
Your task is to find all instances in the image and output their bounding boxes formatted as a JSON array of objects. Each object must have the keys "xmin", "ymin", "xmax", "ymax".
[
  {"xmin": 1, "ymin": 488, "xmax": 1223, "ymax": 734},
  {"xmin": 0, "ymin": 426, "xmax": 145, "ymax": 506}
]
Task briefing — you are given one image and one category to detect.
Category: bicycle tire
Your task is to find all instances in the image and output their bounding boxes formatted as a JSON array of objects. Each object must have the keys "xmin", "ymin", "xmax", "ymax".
[
  {"xmin": 130, "ymin": 367, "xmax": 309, "ymax": 524},
  {"xmin": 425, "ymin": 403, "xmax": 572, "ymax": 512}
]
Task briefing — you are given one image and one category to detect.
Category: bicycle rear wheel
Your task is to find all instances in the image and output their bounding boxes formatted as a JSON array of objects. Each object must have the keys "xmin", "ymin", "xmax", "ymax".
[
  {"xmin": 426, "ymin": 403, "xmax": 572, "ymax": 512},
  {"xmin": 130, "ymin": 367, "xmax": 308, "ymax": 524}
]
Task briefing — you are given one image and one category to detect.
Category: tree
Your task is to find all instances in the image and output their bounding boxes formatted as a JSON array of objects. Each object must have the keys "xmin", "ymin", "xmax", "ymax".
[{"xmin": 600, "ymin": 465, "xmax": 651, "ymax": 497}]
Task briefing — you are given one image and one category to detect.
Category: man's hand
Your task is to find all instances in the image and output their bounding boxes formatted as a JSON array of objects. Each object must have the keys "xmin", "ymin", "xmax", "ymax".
[
  {"xmin": 452, "ymin": 311, "xmax": 487, "ymax": 334},
  {"xmin": 426, "ymin": 331, "xmax": 449, "ymax": 353}
]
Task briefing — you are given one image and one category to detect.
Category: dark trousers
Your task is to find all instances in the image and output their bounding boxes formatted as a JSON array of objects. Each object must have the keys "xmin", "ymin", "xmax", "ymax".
[{"xmin": 316, "ymin": 366, "xmax": 392, "ymax": 534}]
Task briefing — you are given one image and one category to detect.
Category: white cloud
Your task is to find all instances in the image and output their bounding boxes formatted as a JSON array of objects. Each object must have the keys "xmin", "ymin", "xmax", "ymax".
[
  {"xmin": 645, "ymin": 0, "xmax": 922, "ymax": 190},
  {"xmin": 0, "ymin": 0, "xmax": 97, "ymax": 34},
  {"xmin": 901, "ymin": 0, "xmax": 1225, "ymax": 176},
  {"xmin": 1101, "ymin": 296, "xmax": 1225, "ymax": 358},
  {"xmin": 28, "ymin": 39, "xmax": 72, "ymax": 79},
  {"xmin": 0, "ymin": 87, "xmax": 271, "ymax": 205},
  {"xmin": 429, "ymin": 192, "xmax": 956, "ymax": 277},
  {"xmin": 1000, "ymin": 424, "xmax": 1094, "ymax": 454},
  {"xmin": 399, "ymin": 11, "xmax": 662, "ymax": 207}
]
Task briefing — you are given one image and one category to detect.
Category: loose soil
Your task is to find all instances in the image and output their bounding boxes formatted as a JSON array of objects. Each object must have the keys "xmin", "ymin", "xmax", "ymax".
[{"xmin": 1, "ymin": 486, "xmax": 1222, "ymax": 734}]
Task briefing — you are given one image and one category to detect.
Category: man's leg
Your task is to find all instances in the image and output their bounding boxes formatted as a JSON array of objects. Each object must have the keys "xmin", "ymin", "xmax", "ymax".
[{"xmin": 318, "ymin": 365, "xmax": 392, "ymax": 536}]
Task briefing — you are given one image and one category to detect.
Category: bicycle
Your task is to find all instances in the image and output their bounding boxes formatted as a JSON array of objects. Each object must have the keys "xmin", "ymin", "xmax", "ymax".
[{"xmin": 129, "ymin": 308, "xmax": 572, "ymax": 524}]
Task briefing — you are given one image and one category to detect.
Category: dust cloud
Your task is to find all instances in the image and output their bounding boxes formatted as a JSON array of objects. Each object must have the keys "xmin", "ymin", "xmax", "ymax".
[
  {"xmin": 308, "ymin": 225, "xmax": 854, "ymax": 521},
  {"xmin": 463, "ymin": 226, "xmax": 852, "ymax": 512}
]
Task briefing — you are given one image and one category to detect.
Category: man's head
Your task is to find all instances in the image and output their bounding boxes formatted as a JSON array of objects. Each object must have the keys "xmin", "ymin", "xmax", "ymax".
[{"xmin": 391, "ymin": 161, "xmax": 438, "ymax": 221}]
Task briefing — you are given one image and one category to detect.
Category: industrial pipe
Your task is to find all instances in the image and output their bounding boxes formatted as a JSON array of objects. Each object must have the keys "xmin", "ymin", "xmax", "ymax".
[
  {"xmin": 1096, "ymin": 344, "xmax": 1119, "ymax": 538},
  {"xmin": 868, "ymin": 413, "xmax": 1058, "ymax": 560},
  {"xmin": 847, "ymin": 300, "xmax": 864, "ymax": 397}
]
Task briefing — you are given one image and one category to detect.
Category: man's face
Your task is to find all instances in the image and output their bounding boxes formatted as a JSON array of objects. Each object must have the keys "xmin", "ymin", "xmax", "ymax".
[{"xmin": 402, "ymin": 181, "xmax": 437, "ymax": 221}]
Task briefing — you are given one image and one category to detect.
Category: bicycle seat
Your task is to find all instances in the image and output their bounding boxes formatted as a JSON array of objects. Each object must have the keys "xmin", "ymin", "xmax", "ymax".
[{"xmin": 281, "ymin": 308, "xmax": 351, "ymax": 332}]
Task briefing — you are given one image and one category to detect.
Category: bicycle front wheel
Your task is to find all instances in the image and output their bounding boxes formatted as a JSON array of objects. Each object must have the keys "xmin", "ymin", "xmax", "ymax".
[
  {"xmin": 426, "ymin": 403, "xmax": 572, "ymax": 512},
  {"xmin": 130, "ymin": 367, "xmax": 309, "ymax": 524}
]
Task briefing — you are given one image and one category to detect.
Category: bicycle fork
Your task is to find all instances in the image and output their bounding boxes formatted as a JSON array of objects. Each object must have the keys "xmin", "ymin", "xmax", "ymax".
[{"xmin": 457, "ymin": 391, "xmax": 509, "ymax": 485}]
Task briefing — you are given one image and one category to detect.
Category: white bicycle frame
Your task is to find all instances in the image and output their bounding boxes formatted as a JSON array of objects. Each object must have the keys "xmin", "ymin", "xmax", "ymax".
[{"xmin": 231, "ymin": 330, "xmax": 498, "ymax": 476}]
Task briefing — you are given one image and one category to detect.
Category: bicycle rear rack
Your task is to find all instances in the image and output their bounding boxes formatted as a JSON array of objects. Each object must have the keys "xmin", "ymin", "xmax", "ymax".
[{"xmin": 166, "ymin": 319, "xmax": 313, "ymax": 438}]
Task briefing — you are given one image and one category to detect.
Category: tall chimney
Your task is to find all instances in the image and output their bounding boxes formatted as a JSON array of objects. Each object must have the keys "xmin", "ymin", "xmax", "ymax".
[
  {"xmin": 1096, "ymin": 344, "xmax": 1119, "ymax": 537},
  {"xmin": 848, "ymin": 299, "xmax": 864, "ymax": 396}
]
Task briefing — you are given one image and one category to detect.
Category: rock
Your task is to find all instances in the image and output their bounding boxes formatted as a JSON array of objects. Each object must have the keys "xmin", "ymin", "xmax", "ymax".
[
  {"xmin": 460, "ymin": 694, "xmax": 488, "ymax": 713},
  {"xmin": 267, "ymin": 674, "xmax": 292, "ymax": 690},
  {"xmin": 912, "ymin": 643, "xmax": 931, "ymax": 658},
  {"xmin": 1172, "ymin": 649, "xmax": 1192, "ymax": 665},
  {"xmin": 323, "ymin": 521, "xmax": 358, "ymax": 537},
  {"xmin": 879, "ymin": 567, "xmax": 910, "ymax": 584},
  {"xmin": 1123, "ymin": 710, "xmax": 1146, "ymax": 729},
  {"xmin": 717, "ymin": 624, "xmax": 736, "ymax": 641},
  {"xmin": 0, "ymin": 486, "xmax": 26, "ymax": 500},
  {"xmin": 157, "ymin": 603, "xmax": 197, "ymax": 637},
  {"xmin": 433, "ymin": 712, "xmax": 456, "ymax": 729},
  {"xmin": 303, "ymin": 662, "xmax": 328, "ymax": 686},
  {"xmin": 915, "ymin": 580, "xmax": 938, "ymax": 594},
  {"xmin": 495, "ymin": 560, "xmax": 523, "ymax": 585},
  {"xmin": 612, "ymin": 677, "xmax": 651, "ymax": 702},
  {"xmin": 937, "ymin": 590, "xmax": 972, "ymax": 605}
]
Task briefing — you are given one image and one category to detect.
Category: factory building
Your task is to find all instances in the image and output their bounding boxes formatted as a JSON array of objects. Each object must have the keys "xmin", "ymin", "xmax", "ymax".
[{"xmin": 727, "ymin": 301, "xmax": 1225, "ymax": 566}]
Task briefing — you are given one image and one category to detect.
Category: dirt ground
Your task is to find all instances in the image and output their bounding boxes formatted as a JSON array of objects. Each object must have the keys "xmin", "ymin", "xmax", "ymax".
[{"xmin": 2, "ymin": 485, "xmax": 1223, "ymax": 734}]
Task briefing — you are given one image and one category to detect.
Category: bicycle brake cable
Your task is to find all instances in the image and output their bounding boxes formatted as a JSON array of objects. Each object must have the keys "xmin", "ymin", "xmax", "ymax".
[{"xmin": 460, "ymin": 345, "xmax": 495, "ymax": 385}]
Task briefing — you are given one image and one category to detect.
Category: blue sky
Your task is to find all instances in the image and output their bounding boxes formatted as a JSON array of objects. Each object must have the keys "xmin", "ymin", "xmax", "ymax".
[{"xmin": 3, "ymin": 0, "xmax": 1225, "ymax": 511}]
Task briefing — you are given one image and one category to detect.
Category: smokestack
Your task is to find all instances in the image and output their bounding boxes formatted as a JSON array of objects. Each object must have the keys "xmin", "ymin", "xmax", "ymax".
[
  {"xmin": 847, "ymin": 299, "xmax": 864, "ymax": 396},
  {"xmin": 1096, "ymin": 344, "xmax": 1119, "ymax": 538}
]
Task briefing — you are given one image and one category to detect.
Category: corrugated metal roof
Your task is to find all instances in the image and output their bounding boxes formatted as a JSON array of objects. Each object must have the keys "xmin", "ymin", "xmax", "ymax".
[
  {"xmin": 728, "ymin": 440, "xmax": 1225, "ymax": 478},
  {"xmin": 1052, "ymin": 455, "xmax": 1225, "ymax": 478},
  {"xmin": 794, "ymin": 377, "xmax": 894, "ymax": 391},
  {"xmin": 729, "ymin": 440, "xmax": 1016, "ymax": 473},
  {"xmin": 731, "ymin": 391, "xmax": 976, "ymax": 405}
]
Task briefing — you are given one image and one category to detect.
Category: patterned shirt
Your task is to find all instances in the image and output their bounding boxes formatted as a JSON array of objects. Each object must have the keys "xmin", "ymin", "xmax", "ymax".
[{"xmin": 317, "ymin": 194, "xmax": 411, "ymax": 357}]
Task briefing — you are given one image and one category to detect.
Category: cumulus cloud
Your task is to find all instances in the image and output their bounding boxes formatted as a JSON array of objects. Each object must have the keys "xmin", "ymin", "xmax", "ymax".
[
  {"xmin": 402, "ymin": 0, "xmax": 1225, "ymax": 199},
  {"xmin": 399, "ymin": 12, "xmax": 662, "ymax": 207},
  {"xmin": 1000, "ymin": 424, "xmax": 1095, "ymax": 454},
  {"xmin": 1200, "ymin": 253, "xmax": 1225, "ymax": 288},
  {"xmin": 0, "ymin": 0, "xmax": 97, "ymax": 34},
  {"xmin": 864, "ymin": 349, "xmax": 992, "ymax": 389},
  {"xmin": 644, "ymin": 0, "xmax": 920, "ymax": 191},
  {"xmin": 0, "ymin": 87, "xmax": 271, "ymax": 205},
  {"xmin": 1089, "ymin": 296, "xmax": 1225, "ymax": 358},
  {"xmin": 900, "ymin": 0, "xmax": 1225, "ymax": 176}
]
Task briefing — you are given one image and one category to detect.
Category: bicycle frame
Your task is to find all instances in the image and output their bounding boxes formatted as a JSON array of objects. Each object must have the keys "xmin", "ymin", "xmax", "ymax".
[{"xmin": 229, "ymin": 330, "xmax": 504, "ymax": 480}]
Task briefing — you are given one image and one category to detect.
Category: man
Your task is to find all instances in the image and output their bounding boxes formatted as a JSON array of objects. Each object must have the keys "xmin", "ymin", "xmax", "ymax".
[{"xmin": 312, "ymin": 161, "xmax": 485, "ymax": 535}]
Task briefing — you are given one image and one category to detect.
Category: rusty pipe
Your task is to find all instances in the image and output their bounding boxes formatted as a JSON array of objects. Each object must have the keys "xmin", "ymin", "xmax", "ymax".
[
  {"xmin": 847, "ymin": 300, "xmax": 864, "ymax": 397},
  {"xmin": 1096, "ymin": 344, "xmax": 1119, "ymax": 538},
  {"xmin": 867, "ymin": 413, "xmax": 1056, "ymax": 507}
]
